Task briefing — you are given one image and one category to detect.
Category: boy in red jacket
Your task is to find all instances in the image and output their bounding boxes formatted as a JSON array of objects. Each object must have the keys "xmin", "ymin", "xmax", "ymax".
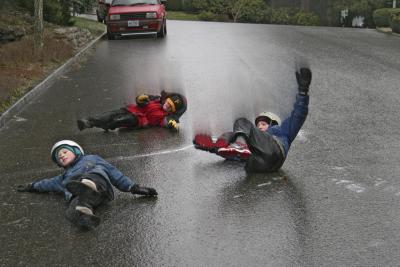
[{"xmin": 77, "ymin": 90, "xmax": 187, "ymax": 132}]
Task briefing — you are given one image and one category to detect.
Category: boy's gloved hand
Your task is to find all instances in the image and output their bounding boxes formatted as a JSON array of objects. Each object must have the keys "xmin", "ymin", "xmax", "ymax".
[
  {"xmin": 130, "ymin": 184, "xmax": 158, "ymax": 196},
  {"xmin": 167, "ymin": 119, "xmax": 179, "ymax": 131},
  {"xmin": 160, "ymin": 90, "xmax": 167, "ymax": 99},
  {"xmin": 296, "ymin": 68, "xmax": 312, "ymax": 95},
  {"xmin": 16, "ymin": 183, "xmax": 35, "ymax": 192},
  {"xmin": 136, "ymin": 94, "xmax": 150, "ymax": 106}
]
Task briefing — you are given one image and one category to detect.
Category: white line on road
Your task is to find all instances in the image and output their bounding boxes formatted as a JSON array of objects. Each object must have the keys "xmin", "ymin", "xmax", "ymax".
[{"xmin": 108, "ymin": 144, "xmax": 194, "ymax": 162}]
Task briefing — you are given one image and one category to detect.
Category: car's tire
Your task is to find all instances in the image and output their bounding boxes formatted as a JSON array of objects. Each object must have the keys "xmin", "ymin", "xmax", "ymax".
[
  {"xmin": 157, "ymin": 20, "xmax": 166, "ymax": 38},
  {"xmin": 107, "ymin": 32, "xmax": 115, "ymax": 40}
]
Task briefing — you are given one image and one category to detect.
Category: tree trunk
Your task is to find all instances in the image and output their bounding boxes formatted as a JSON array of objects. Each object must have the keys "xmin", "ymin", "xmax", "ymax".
[
  {"xmin": 34, "ymin": 0, "xmax": 43, "ymax": 58},
  {"xmin": 233, "ymin": 0, "xmax": 246, "ymax": 23},
  {"xmin": 394, "ymin": 0, "xmax": 397, "ymax": 8},
  {"xmin": 300, "ymin": 0, "xmax": 310, "ymax": 11}
]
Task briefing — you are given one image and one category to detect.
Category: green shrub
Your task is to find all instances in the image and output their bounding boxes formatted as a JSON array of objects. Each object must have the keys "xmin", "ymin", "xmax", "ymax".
[
  {"xmin": 293, "ymin": 11, "xmax": 320, "ymax": 26},
  {"xmin": 60, "ymin": 0, "xmax": 72, "ymax": 25},
  {"xmin": 391, "ymin": 13, "xmax": 400, "ymax": 33},
  {"xmin": 215, "ymin": 13, "xmax": 230, "ymax": 22},
  {"xmin": 198, "ymin": 11, "xmax": 229, "ymax": 22},
  {"xmin": 373, "ymin": 8, "xmax": 400, "ymax": 27},
  {"xmin": 11, "ymin": 0, "xmax": 72, "ymax": 25},
  {"xmin": 269, "ymin": 8, "xmax": 297, "ymax": 25},
  {"xmin": 43, "ymin": 0, "xmax": 60, "ymax": 23},
  {"xmin": 235, "ymin": 0, "xmax": 266, "ymax": 23},
  {"xmin": 166, "ymin": 0, "xmax": 183, "ymax": 11},
  {"xmin": 267, "ymin": 8, "xmax": 319, "ymax": 26},
  {"xmin": 167, "ymin": 11, "xmax": 199, "ymax": 21},
  {"xmin": 182, "ymin": 0, "xmax": 194, "ymax": 12},
  {"xmin": 198, "ymin": 11, "xmax": 218, "ymax": 21},
  {"xmin": 374, "ymin": 8, "xmax": 393, "ymax": 27}
]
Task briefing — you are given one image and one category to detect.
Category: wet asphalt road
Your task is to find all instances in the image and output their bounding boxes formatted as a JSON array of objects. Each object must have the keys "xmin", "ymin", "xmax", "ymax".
[{"xmin": 1, "ymin": 20, "xmax": 400, "ymax": 266}]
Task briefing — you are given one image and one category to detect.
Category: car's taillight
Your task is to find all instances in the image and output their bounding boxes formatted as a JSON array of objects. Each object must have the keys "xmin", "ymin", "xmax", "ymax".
[
  {"xmin": 146, "ymin": 12, "xmax": 157, "ymax": 19},
  {"xmin": 109, "ymin": 14, "xmax": 120, "ymax": 20}
]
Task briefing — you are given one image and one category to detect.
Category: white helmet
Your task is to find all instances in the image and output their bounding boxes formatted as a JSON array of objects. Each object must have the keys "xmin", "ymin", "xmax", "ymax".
[
  {"xmin": 50, "ymin": 140, "xmax": 84, "ymax": 163},
  {"xmin": 255, "ymin": 112, "xmax": 281, "ymax": 126}
]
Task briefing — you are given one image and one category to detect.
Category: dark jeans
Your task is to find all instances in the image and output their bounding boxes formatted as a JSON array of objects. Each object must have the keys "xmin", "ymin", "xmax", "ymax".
[
  {"xmin": 231, "ymin": 118, "xmax": 285, "ymax": 173},
  {"xmin": 89, "ymin": 108, "xmax": 138, "ymax": 130},
  {"xmin": 66, "ymin": 173, "xmax": 112, "ymax": 221}
]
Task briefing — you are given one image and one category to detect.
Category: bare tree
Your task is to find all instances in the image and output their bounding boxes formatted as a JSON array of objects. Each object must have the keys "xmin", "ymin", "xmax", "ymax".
[
  {"xmin": 230, "ymin": 0, "xmax": 248, "ymax": 22},
  {"xmin": 300, "ymin": 0, "xmax": 310, "ymax": 11},
  {"xmin": 34, "ymin": 0, "xmax": 43, "ymax": 58}
]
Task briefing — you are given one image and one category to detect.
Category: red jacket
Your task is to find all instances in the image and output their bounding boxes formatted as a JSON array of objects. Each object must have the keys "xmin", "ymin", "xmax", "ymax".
[{"xmin": 125, "ymin": 100, "xmax": 168, "ymax": 127}]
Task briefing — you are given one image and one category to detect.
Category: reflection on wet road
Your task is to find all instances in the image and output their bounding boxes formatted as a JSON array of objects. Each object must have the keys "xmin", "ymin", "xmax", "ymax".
[{"xmin": 1, "ymin": 20, "xmax": 400, "ymax": 266}]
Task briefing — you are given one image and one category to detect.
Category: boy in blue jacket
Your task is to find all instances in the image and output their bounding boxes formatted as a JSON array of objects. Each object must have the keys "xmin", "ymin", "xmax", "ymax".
[
  {"xmin": 193, "ymin": 68, "xmax": 312, "ymax": 173},
  {"xmin": 16, "ymin": 140, "xmax": 157, "ymax": 229}
]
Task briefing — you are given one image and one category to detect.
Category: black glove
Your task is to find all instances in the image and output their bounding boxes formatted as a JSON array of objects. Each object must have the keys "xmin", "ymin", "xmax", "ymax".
[
  {"xmin": 160, "ymin": 90, "xmax": 167, "ymax": 99},
  {"xmin": 130, "ymin": 184, "xmax": 158, "ymax": 196},
  {"xmin": 296, "ymin": 68, "xmax": 312, "ymax": 95},
  {"xmin": 16, "ymin": 183, "xmax": 35, "ymax": 192}
]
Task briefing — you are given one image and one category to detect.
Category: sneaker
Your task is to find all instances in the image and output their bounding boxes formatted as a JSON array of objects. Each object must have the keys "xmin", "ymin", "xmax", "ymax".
[
  {"xmin": 214, "ymin": 137, "xmax": 229, "ymax": 149},
  {"xmin": 193, "ymin": 134, "xmax": 229, "ymax": 153},
  {"xmin": 217, "ymin": 146, "xmax": 251, "ymax": 161}
]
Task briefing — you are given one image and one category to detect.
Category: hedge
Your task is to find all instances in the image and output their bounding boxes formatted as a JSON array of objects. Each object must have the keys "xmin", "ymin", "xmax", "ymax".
[
  {"xmin": 198, "ymin": 11, "xmax": 229, "ymax": 22},
  {"xmin": 265, "ymin": 8, "xmax": 320, "ymax": 26},
  {"xmin": 391, "ymin": 13, "xmax": 400, "ymax": 33},
  {"xmin": 373, "ymin": 8, "xmax": 400, "ymax": 27}
]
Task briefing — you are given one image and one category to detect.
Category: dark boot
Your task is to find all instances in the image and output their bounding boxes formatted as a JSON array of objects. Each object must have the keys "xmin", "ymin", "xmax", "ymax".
[
  {"xmin": 77, "ymin": 118, "xmax": 93, "ymax": 131},
  {"xmin": 66, "ymin": 180, "xmax": 103, "ymax": 206},
  {"xmin": 76, "ymin": 206, "xmax": 101, "ymax": 229},
  {"xmin": 65, "ymin": 197, "xmax": 101, "ymax": 230},
  {"xmin": 103, "ymin": 113, "xmax": 138, "ymax": 131},
  {"xmin": 232, "ymin": 118, "xmax": 253, "ymax": 139},
  {"xmin": 81, "ymin": 109, "xmax": 138, "ymax": 131}
]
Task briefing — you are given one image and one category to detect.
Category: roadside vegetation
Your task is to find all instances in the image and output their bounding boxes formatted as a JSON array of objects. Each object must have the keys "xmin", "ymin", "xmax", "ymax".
[
  {"xmin": 166, "ymin": 0, "xmax": 399, "ymax": 28},
  {"xmin": 167, "ymin": 0, "xmax": 321, "ymax": 26},
  {"xmin": 373, "ymin": 7, "xmax": 400, "ymax": 33},
  {"xmin": 167, "ymin": 11, "xmax": 200, "ymax": 21},
  {"xmin": 71, "ymin": 16, "xmax": 106, "ymax": 35},
  {"xmin": 0, "ymin": 0, "xmax": 104, "ymax": 114}
]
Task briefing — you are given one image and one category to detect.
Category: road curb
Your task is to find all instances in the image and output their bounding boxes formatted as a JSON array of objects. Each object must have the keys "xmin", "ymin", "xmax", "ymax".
[
  {"xmin": 376, "ymin": 27, "xmax": 400, "ymax": 37},
  {"xmin": 0, "ymin": 32, "xmax": 106, "ymax": 129}
]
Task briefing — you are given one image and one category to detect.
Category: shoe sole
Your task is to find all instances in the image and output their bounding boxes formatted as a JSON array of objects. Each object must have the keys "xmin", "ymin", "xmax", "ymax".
[
  {"xmin": 193, "ymin": 134, "xmax": 228, "ymax": 154},
  {"xmin": 218, "ymin": 148, "xmax": 251, "ymax": 161}
]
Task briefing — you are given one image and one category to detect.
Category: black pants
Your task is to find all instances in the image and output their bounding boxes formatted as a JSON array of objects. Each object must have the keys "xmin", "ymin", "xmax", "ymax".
[
  {"xmin": 231, "ymin": 118, "xmax": 285, "ymax": 173},
  {"xmin": 88, "ymin": 108, "xmax": 139, "ymax": 130},
  {"xmin": 66, "ymin": 173, "xmax": 112, "ymax": 220}
]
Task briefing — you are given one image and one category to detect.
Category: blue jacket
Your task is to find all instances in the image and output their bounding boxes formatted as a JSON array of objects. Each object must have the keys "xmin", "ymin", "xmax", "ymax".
[
  {"xmin": 266, "ymin": 94, "xmax": 309, "ymax": 156},
  {"xmin": 31, "ymin": 155, "xmax": 135, "ymax": 201}
]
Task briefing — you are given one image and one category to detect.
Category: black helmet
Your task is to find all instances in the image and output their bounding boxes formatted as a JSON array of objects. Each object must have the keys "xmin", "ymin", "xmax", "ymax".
[{"xmin": 165, "ymin": 94, "xmax": 184, "ymax": 113}]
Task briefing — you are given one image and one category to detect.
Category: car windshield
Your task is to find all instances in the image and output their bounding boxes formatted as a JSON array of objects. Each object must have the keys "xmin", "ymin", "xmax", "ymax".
[{"xmin": 111, "ymin": 0, "xmax": 158, "ymax": 6}]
